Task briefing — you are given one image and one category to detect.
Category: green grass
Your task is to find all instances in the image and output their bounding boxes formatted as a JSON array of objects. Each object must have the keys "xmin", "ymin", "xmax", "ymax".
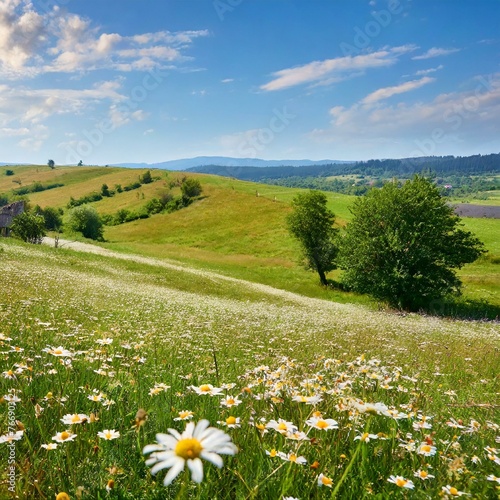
[{"xmin": 0, "ymin": 239, "xmax": 499, "ymax": 499}]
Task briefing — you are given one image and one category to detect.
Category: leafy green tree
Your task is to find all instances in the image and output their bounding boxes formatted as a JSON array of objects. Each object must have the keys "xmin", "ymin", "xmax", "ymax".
[
  {"xmin": 286, "ymin": 190, "xmax": 338, "ymax": 286},
  {"xmin": 181, "ymin": 178, "xmax": 202, "ymax": 198},
  {"xmin": 338, "ymin": 176, "xmax": 486, "ymax": 311},
  {"xmin": 47, "ymin": 159, "xmax": 55, "ymax": 169},
  {"xmin": 10, "ymin": 212, "xmax": 46, "ymax": 244},
  {"xmin": 101, "ymin": 183, "xmax": 111, "ymax": 197},
  {"xmin": 68, "ymin": 205, "xmax": 104, "ymax": 240}
]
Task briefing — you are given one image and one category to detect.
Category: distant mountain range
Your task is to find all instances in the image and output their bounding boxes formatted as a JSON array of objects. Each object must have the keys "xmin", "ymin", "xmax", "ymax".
[{"xmin": 111, "ymin": 156, "xmax": 353, "ymax": 170}]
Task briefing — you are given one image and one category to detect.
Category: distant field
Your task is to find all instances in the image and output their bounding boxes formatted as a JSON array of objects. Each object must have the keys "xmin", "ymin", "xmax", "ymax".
[{"xmin": 1, "ymin": 165, "xmax": 498, "ymax": 308}]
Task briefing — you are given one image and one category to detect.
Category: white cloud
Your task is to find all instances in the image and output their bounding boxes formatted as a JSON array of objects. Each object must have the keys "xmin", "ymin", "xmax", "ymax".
[
  {"xmin": 412, "ymin": 47, "xmax": 460, "ymax": 60},
  {"xmin": 309, "ymin": 73, "xmax": 500, "ymax": 157},
  {"xmin": 0, "ymin": 126, "xmax": 29, "ymax": 136},
  {"xmin": 221, "ymin": 78, "xmax": 234, "ymax": 83},
  {"xmin": 260, "ymin": 45, "xmax": 417, "ymax": 91},
  {"xmin": 415, "ymin": 65, "xmax": 443, "ymax": 76},
  {"xmin": 0, "ymin": 2, "xmax": 209, "ymax": 77},
  {"xmin": 361, "ymin": 77, "xmax": 435, "ymax": 105},
  {"xmin": 143, "ymin": 128, "xmax": 154, "ymax": 135}
]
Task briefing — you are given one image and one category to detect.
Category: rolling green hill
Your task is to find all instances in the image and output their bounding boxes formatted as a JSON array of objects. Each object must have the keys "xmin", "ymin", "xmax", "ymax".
[{"xmin": 1, "ymin": 165, "xmax": 498, "ymax": 311}]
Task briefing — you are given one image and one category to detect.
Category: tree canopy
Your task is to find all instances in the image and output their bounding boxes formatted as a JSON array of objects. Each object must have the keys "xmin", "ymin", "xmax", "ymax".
[
  {"xmin": 286, "ymin": 190, "xmax": 338, "ymax": 286},
  {"xmin": 338, "ymin": 176, "xmax": 486, "ymax": 311},
  {"xmin": 10, "ymin": 212, "xmax": 46, "ymax": 244},
  {"xmin": 68, "ymin": 205, "xmax": 104, "ymax": 241}
]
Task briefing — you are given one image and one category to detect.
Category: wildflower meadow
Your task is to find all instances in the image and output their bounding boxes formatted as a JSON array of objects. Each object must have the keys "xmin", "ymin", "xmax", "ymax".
[{"xmin": 0, "ymin": 239, "xmax": 498, "ymax": 499}]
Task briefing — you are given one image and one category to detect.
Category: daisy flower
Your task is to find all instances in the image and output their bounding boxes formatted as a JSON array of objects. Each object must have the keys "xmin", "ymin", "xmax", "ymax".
[
  {"xmin": 41, "ymin": 443, "xmax": 58, "ymax": 450},
  {"xmin": 220, "ymin": 395, "xmax": 242, "ymax": 408},
  {"xmin": 174, "ymin": 410, "xmax": 194, "ymax": 421},
  {"xmin": 218, "ymin": 416, "xmax": 240, "ymax": 429},
  {"xmin": 486, "ymin": 475, "xmax": 500, "ymax": 484},
  {"xmin": 61, "ymin": 413, "xmax": 89, "ymax": 425},
  {"xmin": 441, "ymin": 485, "xmax": 469, "ymax": 497},
  {"xmin": 305, "ymin": 416, "xmax": 338, "ymax": 431},
  {"xmin": 354, "ymin": 432, "xmax": 380, "ymax": 443},
  {"xmin": 44, "ymin": 346, "xmax": 73, "ymax": 357},
  {"xmin": 318, "ymin": 473, "xmax": 333, "ymax": 487},
  {"xmin": 0, "ymin": 431, "xmax": 24, "ymax": 443},
  {"xmin": 2, "ymin": 369, "xmax": 16, "ymax": 379},
  {"xmin": 414, "ymin": 469, "xmax": 435, "ymax": 480},
  {"xmin": 98, "ymin": 429, "xmax": 120, "ymax": 440},
  {"xmin": 277, "ymin": 451, "xmax": 307, "ymax": 465},
  {"xmin": 417, "ymin": 443, "xmax": 437, "ymax": 456},
  {"xmin": 266, "ymin": 418, "xmax": 297, "ymax": 435},
  {"xmin": 189, "ymin": 384, "xmax": 223, "ymax": 396},
  {"xmin": 52, "ymin": 431, "xmax": 77, "ymax": 443},
  {"xmin": 387, "ymin": 475, "xmax": 415, "ymax": 489},
  {"xmin": 143, "ymin": 420, "xmax": 237, "ymax": 485}
]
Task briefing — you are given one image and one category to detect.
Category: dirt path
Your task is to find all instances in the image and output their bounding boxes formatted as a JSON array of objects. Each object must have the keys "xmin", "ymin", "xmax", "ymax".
[{"xmin": 41, "ymin": 237, "xmax": 348, "ymax": 309}]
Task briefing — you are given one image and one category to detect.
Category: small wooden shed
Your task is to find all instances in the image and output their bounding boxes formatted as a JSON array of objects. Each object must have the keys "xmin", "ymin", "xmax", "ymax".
[{"xmin": 0, "ymin": 201, "xmax": 25, "ymax": 236}]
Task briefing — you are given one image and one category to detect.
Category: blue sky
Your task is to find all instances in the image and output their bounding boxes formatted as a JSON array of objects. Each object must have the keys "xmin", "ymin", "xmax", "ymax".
[{"xmin": 0, "ymin": 0, "xmax": 499, "ymax": 164}]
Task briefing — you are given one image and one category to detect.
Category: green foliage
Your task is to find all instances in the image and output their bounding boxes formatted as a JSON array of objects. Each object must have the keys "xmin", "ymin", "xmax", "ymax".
[
  {"xmin": 67, "ymin": 205, "xmax": 104, "ymax": 240},
  {"xmin": 5, "ymin": 169, "xmax": 14, "ymax": 176},
  {"xmin": 100, "ymin": 183, "xmax": 111, "ymax": 197},
  {"xmin": 47, "ymin": 159, "xmax": 55, "ymax": 169},
  {"xmin": 286, "ymin": 190, "xmax": 338, "ymax": 285},
  {"xmin": 10, "ymin": 211, "xmax": 46, "ymax": 243},
  {"xmin": 33, "ymin": 205, "xmax": 63, "ymax": 231},
  {"xmin": 139, "ymin": 169, "xmax": 153, "ymax": 184},
  {"xmin": 338, "ymin": 176, "xmax": 486, "ymax": 311},
  {"xmin": 181, "ymin": 177, "xmax": 203, "ymax": 198},
  {"xmin": 13, "ymin": 181, "xmax": 64, "ymax": 196},
  {"xmin": 67, "ymin": 192, "xmax": 103, "ymax": 208}
]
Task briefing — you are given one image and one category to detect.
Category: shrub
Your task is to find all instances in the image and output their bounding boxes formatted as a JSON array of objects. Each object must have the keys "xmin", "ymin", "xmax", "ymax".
[{"xmin": 67, "ymin": 205, "xmax": 104, "ymax": 240}]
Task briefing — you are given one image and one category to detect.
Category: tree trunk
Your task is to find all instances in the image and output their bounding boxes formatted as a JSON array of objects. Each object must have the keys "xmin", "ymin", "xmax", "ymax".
[{"xmin": 318, "ymin": 269, "xmax": 328, "ymax": 286}]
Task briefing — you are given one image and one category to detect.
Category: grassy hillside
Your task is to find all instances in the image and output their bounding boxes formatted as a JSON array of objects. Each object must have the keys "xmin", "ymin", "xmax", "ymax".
[
  {"xmin": 1, "ymin": 165, "xmax": 498, "ymax": 310},
  {"xmin": 0, "ymin": 239, "xmax": 499, "ymax": 499}
]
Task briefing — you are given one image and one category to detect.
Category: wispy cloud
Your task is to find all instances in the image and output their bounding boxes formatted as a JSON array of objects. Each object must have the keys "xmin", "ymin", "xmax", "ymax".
[
  {"xmin": 361, "ymin": 77, "xmax": 435, "ymax": 105},
  {"xmin": 260, "ymin": 45, "xmax": 417, "ymax": 91},
  {"xmin": 412, "ymin": 47, "xmax": 460, "ymax": 60},
  {"xmin": 310, "ymin": 73, "xmax": 500, "ymax": 156},
  {"xmin": 415, "ymin": 65, "xmax": 443, "ymax": 76}
]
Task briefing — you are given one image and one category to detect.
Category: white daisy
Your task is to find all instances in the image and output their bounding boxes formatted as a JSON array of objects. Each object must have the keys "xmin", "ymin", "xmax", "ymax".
[{"xmin": 143, "ymin": 420, "xmax": 237, "ymax": 486}]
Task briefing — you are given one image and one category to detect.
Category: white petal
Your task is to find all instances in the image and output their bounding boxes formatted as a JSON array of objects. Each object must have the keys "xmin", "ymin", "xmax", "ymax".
[
  {"xmin": 143, "ymin": 444, "xmax": 163, "ymax": 455},
  {"xmin": 200, "ymin": 451, "xmax": 223, "ymax": 468},
  {"xmin": 193, "ymin": 420, "xmax": 210, "ymax": 438},
  {"xmin": 163, "ymin": 459, "xmax": 185, "ymax": 486},
  {"xmin": 150, "ymin": 455, "xmax": 178, "ymax": 475},
  {"xmin": 187, "ymin": 458, "xmax": 204, "ymax": 483}
]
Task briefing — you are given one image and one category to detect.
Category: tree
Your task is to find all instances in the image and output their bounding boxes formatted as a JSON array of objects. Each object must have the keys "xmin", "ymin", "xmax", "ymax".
[
  {"xmin": 10, "ymin": 212, "xmax": 46, "ymax": 244},
  {"xmin": 101, "ymin": 183, "xmax": 111, "ymax": 197},
  {"xmin": 181, "ymin": 178, "xmax": 202, "ymax": 199},
  {"xmin": 68, "ymin": 205, "xmax": 104, "ymax": 240},
  {"xmin": 286, "ymin": 190, "xmax": 338, "ymax": 286},
  {"xmin": 34, "ymin": 205, "xmax": 63, "ymax": 231},
  {"xmin": 140, "ymin": 170, "xmax": 153, "ymax": 184},
  {"xmin": 338, "ymin": 176, "xmax": 486, "ymax": 311},
  {"xmin": 47, "ymin": 159, "xmax": 55, "ymax": 169}
]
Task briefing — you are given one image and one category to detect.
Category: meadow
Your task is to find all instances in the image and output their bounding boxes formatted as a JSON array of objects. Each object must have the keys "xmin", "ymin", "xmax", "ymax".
[
  {"xmin": 0, "ymin": 238, "xmax": 499, "ymax": 499},
  {"xmin": 1, "ymin": 165, "xmax": 499, "ymax": 498}
]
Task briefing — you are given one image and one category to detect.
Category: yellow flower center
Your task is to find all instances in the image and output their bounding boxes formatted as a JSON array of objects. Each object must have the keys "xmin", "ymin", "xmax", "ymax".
[
  {"xmin": 449, "ymin": 487, "xmax": 459, "ymax": 496},
  {"xmin": 200, "ymin": 385, "xmax": 211, "ymax": 392},
  {"xmin": 289, "ymin": 453, "xmax": 297, "ymax": 462},
  {"xmin": 361, "ymin": 432, "xmax": 369, "ymax": 441},
  {"xmin": 419, "ymin": 471, "xmax": 428, "ymax": 478},
  {"xmin": 269, "ymin": 449, "xmax": 277, "ymax": 457},
  {"xmin": 56, "ymin": 493, "xmax": 70, "ymax": 500},
  {"xmin": 316, "ymin": 420, "xmax": 329, "ymax": 429},
  {"xmin": 312, "ymin": 411, "xmax": 322, "ymax": 418},
  {"xmin": 7, "ymin": 370, "xmax": 13, "ymax": 376},
  {"xmin": 227, "ymin": 398, "xmax": 235, "ymax": 405},
  {"xmin": 175, "ymin": 437, "xmax": 203, "ymax": 460},
  {"xmin": 104, "ymin": 431, "xmax": 112, "ymax": 439},
  {"xmin": 321, "ymin": 476, "xmax": 333, "ymax": 486},
  {"xmin": 179, "ymin": 411, "xmax": 191, "ymax": 419},
  {"xmin": 71, "ymin": 414, "xmax": 81, "ymax": 423},
  {"xmin": 226, "ymin": 416, "xmax": 237, "ymax": 425},
  {"xmin": 277, "ymin": 422, "xmax": 287, "ymax": 431},
  {"xmin": 54, "ymin": 349, "xmax": 63, "ymax": 355},
  {"xmin": 421, "ymin": 445, "xmax": 431, "ymax": 453},
  {"xmin": 396, "ymin": 478, "xmax": 407, "ymax": 487},
  {"xmin": 60, "ymin": 431, "xmax": 71, "ymax": 441}
]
